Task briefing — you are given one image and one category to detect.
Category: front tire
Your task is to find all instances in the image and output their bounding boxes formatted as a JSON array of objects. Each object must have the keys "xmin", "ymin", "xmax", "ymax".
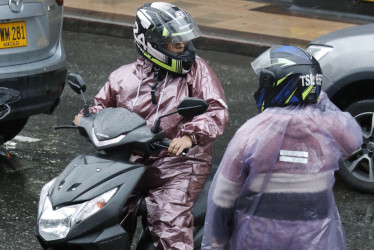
[
  {"xmin": 338, "ymin": 99, "xmax": 374, "ymax": 193},
  {"xmin": 0, "ymin": 117, "xmax": 29, "ymax": 144}
]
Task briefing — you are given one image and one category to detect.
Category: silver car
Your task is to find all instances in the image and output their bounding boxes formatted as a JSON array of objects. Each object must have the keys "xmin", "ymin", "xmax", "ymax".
[
  {"xmin": 306, "ymin": 23, "xmax": 374, "ymax": 193},
  {"xmin": 0, "ymin": 0, "xmax": 66, "ymax": 143}
]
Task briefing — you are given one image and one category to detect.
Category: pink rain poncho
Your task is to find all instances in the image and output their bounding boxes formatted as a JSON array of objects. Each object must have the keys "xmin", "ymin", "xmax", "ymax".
[
  {"xmin": 87, "ymin": 56, "xmax": 229, "ymax": 250},
  {"xmin": 202, "ymin": 92, "xmax": 362, "ymax": 250}
]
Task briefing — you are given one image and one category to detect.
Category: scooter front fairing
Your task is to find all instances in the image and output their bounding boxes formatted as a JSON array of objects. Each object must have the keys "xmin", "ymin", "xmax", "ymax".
[{"xmin": 35, "ymin": 154, "xmax": 146, "ymax": 250}]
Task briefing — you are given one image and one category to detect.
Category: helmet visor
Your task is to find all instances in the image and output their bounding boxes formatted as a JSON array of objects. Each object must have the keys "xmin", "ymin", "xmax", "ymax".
[
  {"xmin": 251, "ymin": 45, "xmax": 314, "ymax": 76},
  {"xmin": 146, "ymin": 15, "xmax": 202, "ymax": 44}
]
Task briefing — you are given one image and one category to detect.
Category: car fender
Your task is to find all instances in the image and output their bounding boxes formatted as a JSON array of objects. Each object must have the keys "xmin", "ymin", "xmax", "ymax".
[
  {"xmin": 324, "ymin": 69, "xmax": 374, "ymax": 98},
  {"xmin": 316, "ymin": 45, "xmax": 374, "ymax": 102}
]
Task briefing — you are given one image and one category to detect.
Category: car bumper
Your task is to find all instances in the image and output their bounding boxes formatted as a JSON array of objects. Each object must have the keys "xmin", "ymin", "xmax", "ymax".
[
  {"xmin": 0, "ymin": 68, "xmax": 67, "ymax": 120},
  {"xmin": 0, "ymin": 39, "xmax": 67, "ymax": 120}
]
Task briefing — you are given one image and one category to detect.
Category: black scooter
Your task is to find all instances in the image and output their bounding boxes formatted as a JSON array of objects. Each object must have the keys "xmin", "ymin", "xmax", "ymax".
[{"xmin": 34, "ymin": 73, "xmax": 212, "ymax": 250}]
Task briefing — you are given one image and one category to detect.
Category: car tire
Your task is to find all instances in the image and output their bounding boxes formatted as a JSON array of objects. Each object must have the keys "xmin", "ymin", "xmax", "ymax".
[
  {"xmin": 338, "ymin": 99, "xmax": 374, "ymax": 193},
  {"xmin": 0, "ymin": 117, "xmax": 29, "ymax": 144}
]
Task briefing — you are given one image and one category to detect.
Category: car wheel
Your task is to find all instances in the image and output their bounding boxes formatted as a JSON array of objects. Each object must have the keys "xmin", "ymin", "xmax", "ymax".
[
  {"xmin": 338, "ymin": 99, "xmax": 374, "ymax": 193},
  {"xmin": 0, "ymin": 117, "xmax": 29, "ymax": 144}
]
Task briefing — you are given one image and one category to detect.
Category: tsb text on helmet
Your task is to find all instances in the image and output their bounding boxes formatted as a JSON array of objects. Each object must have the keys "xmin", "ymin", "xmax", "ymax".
[{"xmin": 299, "ymin": 73, "xmax": 322, "ymax": 87}]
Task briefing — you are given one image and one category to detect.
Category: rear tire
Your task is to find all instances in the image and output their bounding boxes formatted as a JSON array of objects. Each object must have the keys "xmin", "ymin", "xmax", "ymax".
[
  {"xmin": 338, "ymin": 99, "xmax": 374, "ymax": 193},
  {"xmin": 0, "ymin": 117, "xmax": 29, "ymax": 144}
]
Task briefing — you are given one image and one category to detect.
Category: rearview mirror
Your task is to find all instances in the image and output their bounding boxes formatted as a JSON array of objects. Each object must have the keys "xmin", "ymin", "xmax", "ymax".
[
  {"xmin": 177, "ymin": 97, "xmax": 209, "ymax": 117},
  {"xmin": 67, "ymin": 73, "xmax": 86, "ymax": 94},
  {"xmin": 67, "ymin": 73, "xmax": 90, "ymax": 116},
  {"xmin": 151, "ymin": 97, "xmax": 209, "ymax": 133}
]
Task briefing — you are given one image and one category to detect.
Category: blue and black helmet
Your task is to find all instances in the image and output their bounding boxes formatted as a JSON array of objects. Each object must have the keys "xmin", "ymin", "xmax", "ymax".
[{"xmin": 251, "ymin": 45, "xmax": 322, "ymax": 112}]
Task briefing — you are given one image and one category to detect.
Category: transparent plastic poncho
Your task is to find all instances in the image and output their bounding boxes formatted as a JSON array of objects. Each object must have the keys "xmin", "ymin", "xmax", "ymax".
[{"xmin": 202, "ymin": 92, "xmax": 362, "ymax": 250}]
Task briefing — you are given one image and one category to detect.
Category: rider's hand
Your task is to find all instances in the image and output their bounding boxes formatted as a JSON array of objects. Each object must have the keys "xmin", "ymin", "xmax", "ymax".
[
  {"xmin": 168, "ymin": 135, "xmax": 192, "ymax": 156},
  {"xmin": 74, "ymin": 114, "xmax": 83, "ymax": 126}
]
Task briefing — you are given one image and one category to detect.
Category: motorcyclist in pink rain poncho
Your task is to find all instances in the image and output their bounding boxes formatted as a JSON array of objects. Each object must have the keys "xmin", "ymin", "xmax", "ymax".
[
  {"xmin": 74, "ymin": 2, "xmax": 229, "ymax": 249},
  {"xmin": 202, "ymin": 45, "xmax": 362, "ymax": 250}
]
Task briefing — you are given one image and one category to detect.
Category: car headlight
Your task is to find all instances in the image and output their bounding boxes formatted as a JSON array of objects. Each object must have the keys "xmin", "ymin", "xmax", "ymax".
[
  {"xmin": 306, "ymin": 45, "xmax": 333, "ymax": 61},
  {"xmin": 38, "ymin": 187, "xmax": 118, "ymax": 241}
]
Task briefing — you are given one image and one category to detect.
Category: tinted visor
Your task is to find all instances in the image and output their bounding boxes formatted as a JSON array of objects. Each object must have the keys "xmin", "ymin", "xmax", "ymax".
[
  {"xmin": 251, "ymin": 45, "xmax": 316, "ymax": 76},
  {"xmin": 146, "ymin": 15, "xmax": 202, "ymax": 44}
]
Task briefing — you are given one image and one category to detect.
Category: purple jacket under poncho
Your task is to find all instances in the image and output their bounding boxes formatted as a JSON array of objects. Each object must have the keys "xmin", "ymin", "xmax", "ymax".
[{"xmin": 202, "ymin": 92, "xmax": 362, "ymax": 250}]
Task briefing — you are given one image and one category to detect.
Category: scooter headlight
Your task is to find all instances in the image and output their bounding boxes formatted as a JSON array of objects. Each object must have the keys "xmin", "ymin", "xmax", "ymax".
[
  {"xmin": 38, "ymin": 198, "xmax": 81, "ymax": 241},
  {"xmin": 71, "ymin": 188, "xmax": 118, "ymax": 225},
  {"xmin": 38, "ymin": 187, "xmax": 118, "ymax": 241},
  {"xmin": 38, "ymin": 178, "xmax": 56, "ymax": 218}
]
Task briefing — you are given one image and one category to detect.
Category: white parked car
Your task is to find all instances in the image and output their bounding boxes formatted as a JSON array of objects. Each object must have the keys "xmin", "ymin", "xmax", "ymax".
[{"xmin": 306, "ymin": 23, "xmax": 374, "ymax": 193}]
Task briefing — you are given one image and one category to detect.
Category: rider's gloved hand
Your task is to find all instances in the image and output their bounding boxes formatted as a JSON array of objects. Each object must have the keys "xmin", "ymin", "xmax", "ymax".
[
  {"xmin": 74, "ymin": 114, "xmax": 83, "ymax": 126},
  {"xmin": 168, "ymin": 135, "xmax": 192, "ymax": 156}
]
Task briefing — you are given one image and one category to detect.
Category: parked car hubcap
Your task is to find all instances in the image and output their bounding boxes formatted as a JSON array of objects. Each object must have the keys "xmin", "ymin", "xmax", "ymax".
[{"xmin": 341, "ymin": 111, "xmax": 374, "ymax": 183}]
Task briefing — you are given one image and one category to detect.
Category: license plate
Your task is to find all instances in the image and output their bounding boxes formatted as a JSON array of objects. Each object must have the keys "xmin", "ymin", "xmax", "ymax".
[{"xmin": 0, "ymin": 21, "xmax": 27, "ymax": 49}]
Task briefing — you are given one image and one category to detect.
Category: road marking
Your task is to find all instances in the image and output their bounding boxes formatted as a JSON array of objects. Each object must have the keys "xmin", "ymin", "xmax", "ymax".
[{"xmin": 13, "ymin": 135, "xmax": 41, "ymax": 142}]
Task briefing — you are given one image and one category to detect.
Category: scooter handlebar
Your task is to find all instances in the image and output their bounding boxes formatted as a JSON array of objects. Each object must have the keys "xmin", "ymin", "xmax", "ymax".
[
  {"xmin": 55, "ymin": 125, "xmax": 78, "ymax": 130},
  {"xmin": 152, "ymin": 138, "xmax": 189, "ymax": 156},
  {"xmin": 54, "ymin": 120, "xmax": 79, "ymax": 130}
]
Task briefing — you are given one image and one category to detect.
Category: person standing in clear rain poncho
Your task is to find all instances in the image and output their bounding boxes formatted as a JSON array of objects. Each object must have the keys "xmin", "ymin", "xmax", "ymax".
[
  {"xmin": 74, "ymin": 2, "xmax": 228, "ymax": 249},
  {"xmin": 202, "ymin": 46, "xmax": 362, "ymax": 250}
]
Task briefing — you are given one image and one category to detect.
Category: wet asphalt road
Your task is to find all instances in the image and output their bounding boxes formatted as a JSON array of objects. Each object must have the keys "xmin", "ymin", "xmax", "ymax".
[{"xmin": 0, "ymin": 30, "xmax": 373, "ymax": 250}]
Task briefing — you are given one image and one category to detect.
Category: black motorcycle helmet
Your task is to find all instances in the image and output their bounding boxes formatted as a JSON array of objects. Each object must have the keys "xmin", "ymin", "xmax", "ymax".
[
  {"xmin": 251, "ymin": 45, "xmax": 323, "ymax": 112},
  {"xmin": 133, "ymin": 2, "xmax": 201, "ymax": 75}
]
